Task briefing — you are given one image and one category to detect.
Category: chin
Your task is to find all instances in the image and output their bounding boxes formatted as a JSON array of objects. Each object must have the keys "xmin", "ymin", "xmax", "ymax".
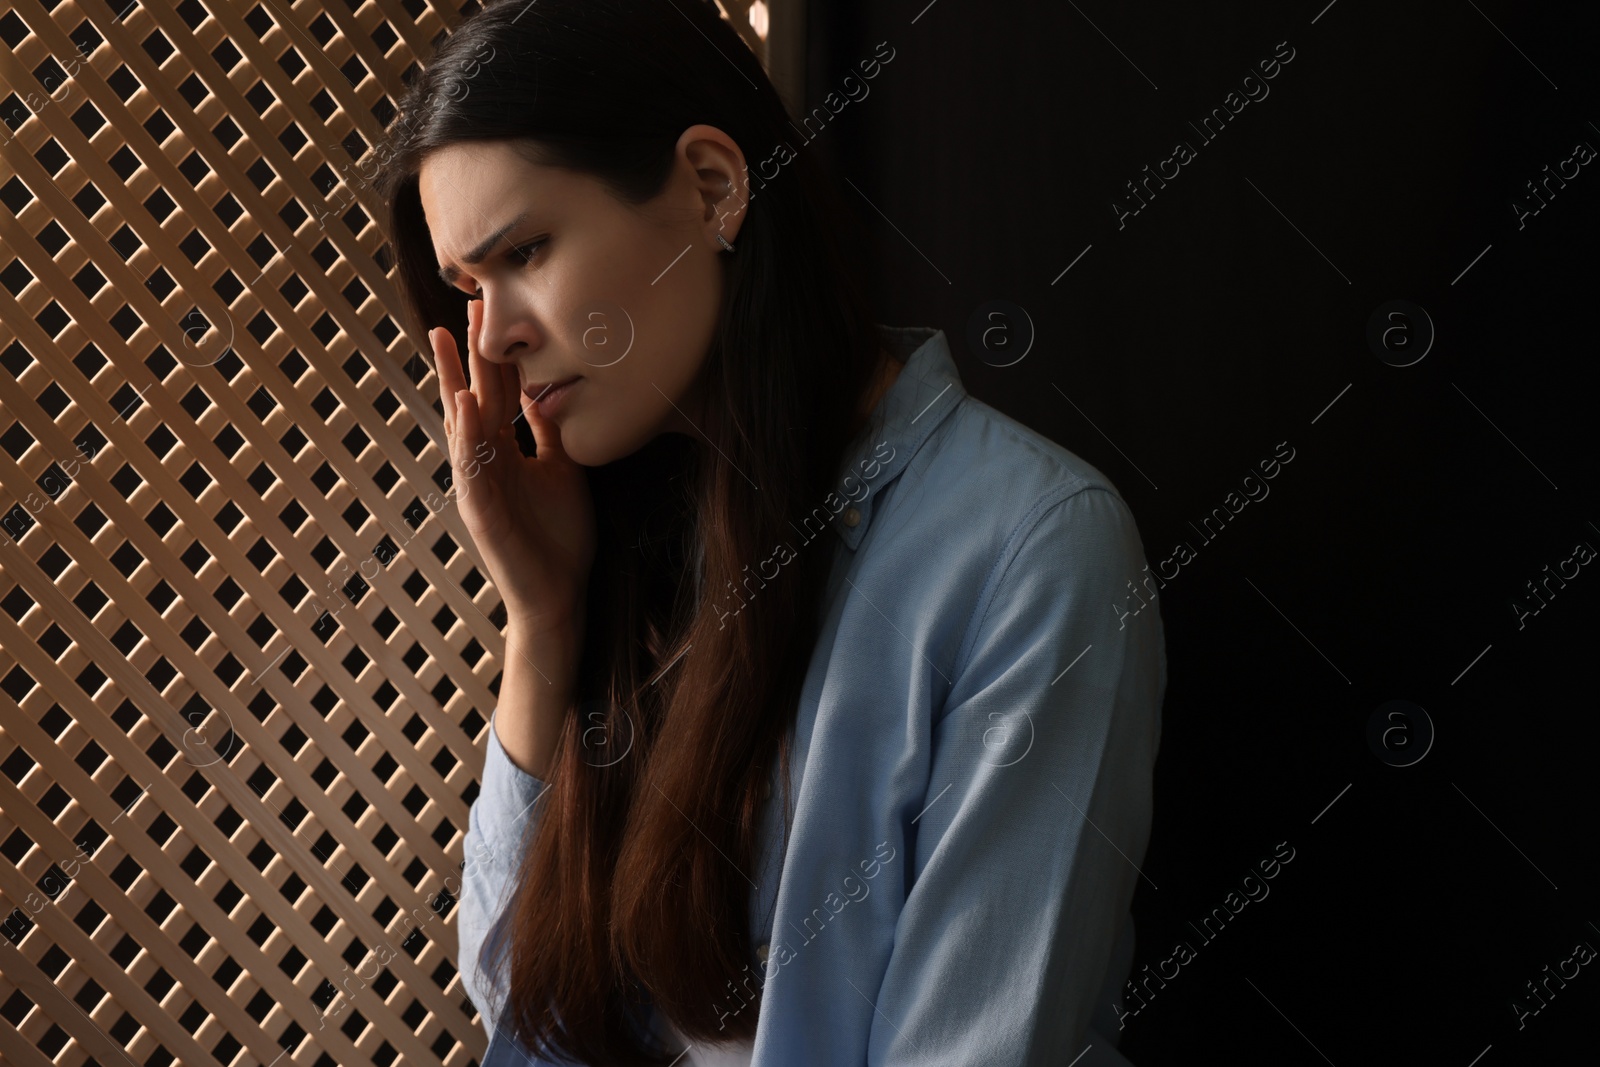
[
  {"xmin": 555, "ymin": 430, "xmax": 602, "ymax": 467},
  {"xmin": 555, "ymin": 425, "xmax": 627, "ymax": 468},
  {"xmin": 561, "ymin": 409, "xmax": 680, "ymax": 467}
]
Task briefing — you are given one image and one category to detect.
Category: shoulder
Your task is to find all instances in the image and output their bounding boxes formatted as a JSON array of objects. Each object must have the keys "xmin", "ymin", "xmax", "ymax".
[
  {"xmin": 919, "ymin": 400, "xmax": 1161, "ymax": 713},
  {"xmin": 913, "ymin": 390, "xmax": 1144, "ymax": 564},
  {"xmin": 864, "ymin": 387, "xmax": 1151, "ymax": 664}
]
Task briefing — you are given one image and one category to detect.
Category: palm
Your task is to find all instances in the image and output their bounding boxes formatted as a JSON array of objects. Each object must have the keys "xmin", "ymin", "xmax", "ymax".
[
  {"xmin": 432, "ymin": 301, "xmax": 596, "ymax": 632},
  {"xmin": 459, "ymin": 410, "xmax": 592, "ymax": 596}
]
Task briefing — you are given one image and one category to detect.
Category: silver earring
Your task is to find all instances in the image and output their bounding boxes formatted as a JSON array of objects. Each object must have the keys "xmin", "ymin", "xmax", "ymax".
[{"xmin": 715, "ymin": 233, "xmax": 736, "ymax": 253}]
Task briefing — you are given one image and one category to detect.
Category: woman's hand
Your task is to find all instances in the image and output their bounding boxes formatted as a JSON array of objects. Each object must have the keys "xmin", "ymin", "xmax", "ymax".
[{"xmin": 431, "ymin": 299, "xmax": 596, "ymax": 637}]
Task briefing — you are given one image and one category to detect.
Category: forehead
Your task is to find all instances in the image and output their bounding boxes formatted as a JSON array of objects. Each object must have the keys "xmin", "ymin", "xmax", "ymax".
[{"xmin": 418, "ymin": 142, "xmax": 538, "ymax": 253}]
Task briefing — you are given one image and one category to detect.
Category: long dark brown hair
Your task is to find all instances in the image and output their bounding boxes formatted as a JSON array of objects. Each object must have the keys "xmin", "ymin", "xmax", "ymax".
[{"xmin": 372, "ymin": 1, "xmax": 887, "ymax": 1061}]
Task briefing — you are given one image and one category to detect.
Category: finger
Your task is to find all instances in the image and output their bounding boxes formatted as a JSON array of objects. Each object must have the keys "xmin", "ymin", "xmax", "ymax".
[
  {"xmin": 432, "ymin": 327, "xmax": 467, "ymax": 434},
  {"xmin": 466, "ymin": 299, "xmax": 506, "ymax": 443},
  {"xmin": 519, "ymin": 383, "xmax": 570, "ymax": 464},
  {"xmin": 500, "ymin": 362, "xmax": 520, "ymax": 433},
  {"xmin": 480, "ymin": 316, "xmax": 512, "ymax": 435},
  {"xmin": 434, "ymin": 325, "xmax": 466, "ymax": 392},
  {"xmin": 448, "ymin": 389, "xmax": 465, "ymax": 472},
  {"xmin": 454, "ymin": 388, "xmax": 478, "ymax": 500}
]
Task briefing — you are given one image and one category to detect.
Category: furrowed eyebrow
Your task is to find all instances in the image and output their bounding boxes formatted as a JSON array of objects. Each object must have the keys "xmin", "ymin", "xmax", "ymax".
[{"xmin": 436, "ymin": 210, "xmax": 529, "ymax": 286}]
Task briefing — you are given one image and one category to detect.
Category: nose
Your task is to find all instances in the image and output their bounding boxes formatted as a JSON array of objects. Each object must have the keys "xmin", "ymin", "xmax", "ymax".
[{"xmin": 473, "ymin": 286, "xmax": 543, "ymax": 365}]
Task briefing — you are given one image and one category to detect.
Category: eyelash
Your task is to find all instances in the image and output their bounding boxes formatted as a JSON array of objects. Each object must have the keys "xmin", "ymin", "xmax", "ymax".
[{"xmin": 468, "ymin": 239, "xmax": 547, "ymax": 295}]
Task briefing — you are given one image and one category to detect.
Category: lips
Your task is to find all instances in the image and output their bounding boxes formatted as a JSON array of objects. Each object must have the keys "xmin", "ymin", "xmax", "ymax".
[{"xmin": 524, "ymin": 375, "xmax": 582, "ymax": 400}]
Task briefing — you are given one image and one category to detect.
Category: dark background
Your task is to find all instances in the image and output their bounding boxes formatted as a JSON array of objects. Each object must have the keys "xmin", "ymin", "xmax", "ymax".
[{"xmin": 806, "ymin": 2, "xmax": 1596, "ymax": 1062}]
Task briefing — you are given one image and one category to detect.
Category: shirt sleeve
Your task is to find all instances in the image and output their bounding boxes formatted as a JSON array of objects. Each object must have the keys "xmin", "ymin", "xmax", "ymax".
[
  {"xmin": 457, "ymin": 706, "xmax": 551, "ymax": 1043},
  {"xmin": 867, "ymin": 485, "xmax": 1167, "ymax": 1065}
]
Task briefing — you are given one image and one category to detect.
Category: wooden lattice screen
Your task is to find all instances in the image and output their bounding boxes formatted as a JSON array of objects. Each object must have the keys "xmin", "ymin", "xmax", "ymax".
[{"xmin": 0, "ymin": 2, "xmax": 784, "ymax": 1065}]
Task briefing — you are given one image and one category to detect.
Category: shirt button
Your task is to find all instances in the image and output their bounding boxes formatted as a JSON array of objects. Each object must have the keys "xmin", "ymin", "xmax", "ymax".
[
  {"xmin": 756, "ymin": 942, "xmax": 770, "ymax": 964},
  {"xmin": 842, "ymin": 507, "xmax": 861, "ymax": 527}
]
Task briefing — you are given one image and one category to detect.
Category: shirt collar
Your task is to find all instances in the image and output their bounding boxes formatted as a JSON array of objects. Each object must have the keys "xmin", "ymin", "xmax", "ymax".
[{"xmin": 828, "ymin": 325, "xmax": 965, "ymax": 550}]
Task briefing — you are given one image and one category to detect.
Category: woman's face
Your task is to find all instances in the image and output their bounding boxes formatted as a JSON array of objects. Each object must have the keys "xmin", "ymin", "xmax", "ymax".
[{"xmin": 418, "ymin": 129, "xmax": 748, "ymax": 466}]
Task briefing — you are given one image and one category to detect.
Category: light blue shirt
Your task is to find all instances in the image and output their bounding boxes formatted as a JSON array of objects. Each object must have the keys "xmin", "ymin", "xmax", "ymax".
[{"xmin": 460, "ymin": 324, "xmax": 1168, "ymax": 1065}]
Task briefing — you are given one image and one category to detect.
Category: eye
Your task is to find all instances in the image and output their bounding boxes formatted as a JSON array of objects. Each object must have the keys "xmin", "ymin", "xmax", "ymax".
[
  {"xmin": 508, "ymin": 238, "xmax": 547, "ymax": 265},
  {"xmin": 466, "ymin": 238, "xmax": 547, "ymax": 296}
]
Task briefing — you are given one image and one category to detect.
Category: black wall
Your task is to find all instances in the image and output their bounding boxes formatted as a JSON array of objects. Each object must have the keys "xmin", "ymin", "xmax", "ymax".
[{"xmin": 807, "ymin": 2, "xmax": 1597, "ymax": 1061}]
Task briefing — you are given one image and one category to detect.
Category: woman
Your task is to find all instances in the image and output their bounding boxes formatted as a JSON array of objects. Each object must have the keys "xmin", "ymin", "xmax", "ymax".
[{"xmin": 373, "ymin": 1, "xmax": 1166, "ymax": 1063}]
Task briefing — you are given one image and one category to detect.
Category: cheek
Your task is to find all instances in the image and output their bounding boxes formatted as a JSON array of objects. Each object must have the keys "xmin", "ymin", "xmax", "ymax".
[
  {"xmin": 553, "ymin": 224, "xmax": 720, "ymax": 449},
  {"xmin": 590, "ymin": 291, "xmax": 711, "ymax": 406},
  {"xmin": 559, "ymin": 389, "xmax": 667, "ymax": 467},
  {"xmin": 620, "ymin": 232, "xmax": 722, "ymax": 353},
  {"xmin": 573, "ymin": 301, "xmax": 635, "ymax": 371},
  {"xmin": 562, "ymin": 236, "xmax": 680, "ymax": 372}
]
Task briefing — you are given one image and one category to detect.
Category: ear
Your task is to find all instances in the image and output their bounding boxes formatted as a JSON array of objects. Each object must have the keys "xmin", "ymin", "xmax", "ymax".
[{"xmin": 678, "ymin": 123, "xmax": 750, "ymax": 250}]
